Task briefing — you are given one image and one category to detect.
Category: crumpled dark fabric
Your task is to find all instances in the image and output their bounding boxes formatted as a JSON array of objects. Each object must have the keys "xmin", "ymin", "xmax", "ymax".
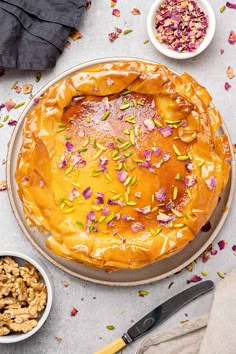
[{"xmin": 0, "ymin": 0, "xmax": 87, "ymax": 70}]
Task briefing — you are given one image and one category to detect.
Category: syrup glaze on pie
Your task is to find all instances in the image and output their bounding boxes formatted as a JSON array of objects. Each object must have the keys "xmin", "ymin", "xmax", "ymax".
[{"xmin": 15, "ymin": 61, "xmax": 232, "ymax": 270}]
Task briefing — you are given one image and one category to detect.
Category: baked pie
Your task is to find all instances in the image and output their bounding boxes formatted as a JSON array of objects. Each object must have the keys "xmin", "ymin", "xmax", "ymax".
[{"xmin": 15, "ymin": 60, "xmax": 232, "ymax": 270}]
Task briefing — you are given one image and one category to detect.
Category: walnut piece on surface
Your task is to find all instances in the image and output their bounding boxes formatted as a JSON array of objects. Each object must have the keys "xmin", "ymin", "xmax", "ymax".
[{"xmin": 0, "ymin": 256, "xmax": 47, "ymax": 336}]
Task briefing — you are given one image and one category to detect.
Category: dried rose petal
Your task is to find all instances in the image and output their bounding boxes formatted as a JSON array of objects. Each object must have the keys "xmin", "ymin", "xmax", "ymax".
[
  {"xmin": 184, "ymin": 175, "xmax": 197, "ymax": 188},
  {"xmin": 65, "ymin": 141, "xmax": 74, "ymax": 152},
  {"xmin": 62, "ymin": 281, "xmax": 70, "ymax": 287},
  {"xmin": 0, "ymin": 180, "xmax": 7, "ymax": 191},
  {"xmin": 158, "ymin": 126, "xmax": 173, "ymax": 137},
  {"xmin": 95, "ymin": 192, "xmax": 104, "ymax": 205},
  {"xmin": 227, "ymin": 66, "xmax": 234, "ymax": 79},
  {"xmin": 122, "ymin": 214, "xmax": 135, "ymax": 221},
  {"xmin": 39, "ymin": 179, "xmax": 45, "ymax": 188},
  {"xmin": 131, "ymin": 222, "xmax": 145, "ymax": 233},
  {"xmin": 144, "ymin": 118, "xmax": 155, "ymax": 131},
  {"xmin": 86, "ymin": 211, "xmax": 96, "ymax": 221},
  {"xmin": 108, "ymin": 31, "xmax": 119, "ymax": 42},
  {"xmin": 224, "ymin": 82, "xmax": 231, "ymax": 90},
  {"xmin": 218, "ymin": 240, "xmax": 227, "ymax": 250},
  {"xmin": 201, "ymin": 221, "xmax": 212, "ymax": 232},
  {"xmin": 112, "ymin": 8, "xmax": 120, "ymax": 17},
  {"xmin": 228, "ymin": 31, "xmax": 236, "ymax": 44},
  {"xmin": 15, "ymin": 86, "xmax": 22, "ymax": 94},
  {"xmin": 85, "ymin": 1, "xmax": 91, "ymax": 10},
  {"xmin": 69, "ymin": 187, "xmax": 80, "ymax": 201},
  {"xmin": 155, "ymin": 187, "xmax": 166, "ymax": 202},
  {"xmin": 135, "ymin": 205, "xmax": 151, "ymax": 214},
  {"xmin": 99, "ymin": 156, "xmax": 108, "ymax": 171},
  {"xmin": 157, "ymin": 212, "xmax": 175, "ymax": 225},
  {"xmin": 187, "ymin": 275, "xmax": 202, "ymax": 284},
  {"xmin": 152, "ymin": 146, "xmax": 162, "ymax": 156},
  {"xmin": 185, "ymin": 161, "xmax": 193, "ymax": 172},
  {"xmin": 132, "ymin": 8, "xmax": 141, "ymax": 15},
  {"xmin": 220, "ymin": 49, "xmax": 224, "ymax": 55},
  {"xmin": 5, "ymin": 98, "xmax": 15, "ymax": 111},
  {"xmin": 144, "ymin": 149, "xmax": 153, "ymax": 161},
  {"xmin": 73, "ymin": 153, "xmax": 86, "ymax": 168},
  {"xmin": 117, "ymin": 169, "xmax": 128, "ymax": 183},
  {"xmin": 55, "ymin": 337, "xmax": 62, "ymax": 342},
  {"xmin": 226, "ymin": 2, "xmax": 236, "ymax": 9},
  {"xmin": 8, "ymin": 120, "xmax": 17, "ymax": 126},
  {"xmin": 59, "ymin": 156, "xmax": 68, "ymax": 169},
  {"xmin": 162, "ymin": 152, "xmax": 171, "ymax": 161},
  {"xmin": 71, "ymin": 307, "xmax": 78, "ymax": 316},
  {"xmin": 102, "ymin": 206, "xmax": 110, "ymax": 215},
  {"xmin": 211, "ymin": 249, "xmax": 218, "ymax": 256},
  {"xmin": 232, "ymin": 245, "xmax": 236, "ymax": 252},
  {"xmin": 102, "ymin": 97, "xmax": 110, "ymax": 111},
  {"xmin": 205, "ymin": 176, "xmax": 217, "ymax": 190},
  {"xmin": 65, "ymin": 40, "xmax": 71, "ymax": 49},
  {"xmin": 82, "ymin": 187, "xmax": 92, "ymax": 199},
  {"xmin": 106, "ymin": 78, "xmax": 114, "ymax": 87}
]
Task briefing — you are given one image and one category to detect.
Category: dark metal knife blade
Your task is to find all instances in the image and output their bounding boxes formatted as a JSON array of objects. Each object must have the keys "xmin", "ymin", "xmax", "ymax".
[{"xmin": 95, "ymin": 280, "xmax": 214, "ymax": 354}]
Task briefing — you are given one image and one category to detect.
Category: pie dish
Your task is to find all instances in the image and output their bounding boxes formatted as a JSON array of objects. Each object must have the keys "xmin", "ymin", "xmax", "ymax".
[{"xmin": 15, "ymin": 60, "xmax": 232, "ymax": 271}]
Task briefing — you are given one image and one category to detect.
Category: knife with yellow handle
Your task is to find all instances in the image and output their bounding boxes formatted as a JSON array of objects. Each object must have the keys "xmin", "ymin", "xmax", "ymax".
[{"xmin": 95, "ymin": 280, "xmax": 214, "ymax": 354}]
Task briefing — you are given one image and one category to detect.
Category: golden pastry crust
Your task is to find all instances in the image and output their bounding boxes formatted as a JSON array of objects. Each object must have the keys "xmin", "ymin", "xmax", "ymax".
[{"xmin": 15, "ymin": 60, "xmax": 232, "ymax": 270}]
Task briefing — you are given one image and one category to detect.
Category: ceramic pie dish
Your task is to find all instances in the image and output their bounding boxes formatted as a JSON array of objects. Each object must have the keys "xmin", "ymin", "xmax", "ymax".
[{"xmin": 7, "ymin": 58, "xmax": 235, "ymax": 285}]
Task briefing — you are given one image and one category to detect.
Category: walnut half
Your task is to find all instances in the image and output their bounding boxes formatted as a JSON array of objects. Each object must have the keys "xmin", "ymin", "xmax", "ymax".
[{"xmin": 0, "ymin": 256, "xmax": 47, "ymax": 336}]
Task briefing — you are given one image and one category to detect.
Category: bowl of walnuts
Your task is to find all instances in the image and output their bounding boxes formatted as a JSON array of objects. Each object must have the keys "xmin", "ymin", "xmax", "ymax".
[{"xmin": 0, "ymin": 251, "xmax": 53, "ymax": 343}]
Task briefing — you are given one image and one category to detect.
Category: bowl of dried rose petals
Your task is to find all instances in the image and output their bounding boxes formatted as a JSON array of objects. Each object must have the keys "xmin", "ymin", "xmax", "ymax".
[
  {"xmin": 147, "ymin": 0, "xmax": 216, "ymax": 59},
  {"xmin": 0, "ymin": 251, "xmax": 53, "ymax": 343}
]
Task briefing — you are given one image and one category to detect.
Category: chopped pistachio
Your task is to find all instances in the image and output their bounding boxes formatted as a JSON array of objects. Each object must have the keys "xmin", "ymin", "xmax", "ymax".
[
  {"xmin": 93, "ymin": 139, "xmax": 97, "ymax": 148},
  {"xmin": 153, "ymin": 119, "xmax": 163, "ymax": 127},
  {"xmin": 130, "ymin": 131, "xmax": 135, "ymax": 145},
  {"xmin": 64, "ymin": 200, "xmax": 74, "ymax": 207},
  {"xmin": 124, "ymin": 176, "xmax": 132, "ymax": 186},
  {"xmin": 197, "ymin": 160, "xmax": 205, "ymax": 167},
  {"xmin": 83, "ymin": 137, "xmax": 90, "ymax": 147},
  {"xmin": 92, "ymin": 205, "xmax": 103, "ymax": 211},
  {"xmin": 152, "ymin": 206, "xmax": 158, "ymax": 212},
  {"xmin": 121, "ymin": 89, "xmax": 131, "ymax": 95},
  {"xmin": 98, "ymin": 215, "xmax": 106, "ymax": 223},
  {"xmin": 112, "ymin": 149, "xmax": 120, "ymax": 158},
  {"xmin": 63, "ymin": 207, "xmax": 75, "ymax": 214},
  {"xmin": 77, "ymin": 147, "xmax": 88, "ymax": 153},
  {"xmin": 126, "ymin": 201, "xmax": 137, "ymax": 206},
  {"xmin": 177, "ymin": 155, "xmax": 189, "ymax": 161},
  {"xmin": 65, "ymin": 136, "xmax": 72, "ymax": 140},
  {"xmin": 93, "ymin": 149, "xmax": 103, "ymax": 160},
  {"xmin": 217, "ymin": 271, "xmax": 225, "ymax": 279},
  {"xmin": 117, "ymin": 137, "xmax": 125, "ymax": 143},
  {"xmin": 173, "ymin": 144, "xmax": 181, "ymax": 156},
  {"xmin": 85, "ymin": 116, "xmax": 91, "ymax": 123},
  {"xmin": 123, "ymin": 129, "xmax": 130, "ymax": 135},
  {"xmin": 3, "ymin": 115, "xmax": 9, "ymax": 122},
  {"xmin": 101, "ymin": 111, "xmax": 111, "ymax": 121},
  {"xmin": 76, "ymin": 221, "xmax": 84, "ymax": 229},
  {"xmin": 104, "ymin": 173, "xmax": 112, "ymax": 182},
  {"xmin": 175, "ymin": 172, "xmax": 181, "ymax": 180},
  {"xmin": 105, "ymin": 213, "xmax": 116, "ymax": 224},
  {"xmin": 65, "ymin": 165, "xmax": 74, "ymax": 175},
  {"xmin": 96, "ymin": 142, "xmax": 106, "ymax": 151},
  {"xmin": 120, "ymin": 103, "xmax": 130, "ymax": 110},
  {"xmin": 13, "ymin": 101, "xmax": 25, "ymax": 109},
  {"xmin": 124, "ymin": 29, "xmax": 133, "ymax": 35},
  {"xmin": 171, "ymin": 208, "xmax": 182, "ymax": 217},
  {"xmin": 131, "ymin": 175, "xmax": 137, "ymax": 186},
  {"xmin": 111, "ymin": 194, "xmax": 122, "ymax": 200},
  {"xmin": 201, "ymin": 271, "xmax": 208, "ymax": 276},
  {"xmin": 173, "ymin": 223, "xmax": 185, "ymax": 228},
  {"xmin": 156, "ymin": 227, "xmax": 162, "ymax": 235},
  {"xmin": 173, "ymin": 136, "xmax": 180, "ymax": 140},
  {"xmin": 173, "ymin": 186, "xmax": 178, "ymax": 200}
]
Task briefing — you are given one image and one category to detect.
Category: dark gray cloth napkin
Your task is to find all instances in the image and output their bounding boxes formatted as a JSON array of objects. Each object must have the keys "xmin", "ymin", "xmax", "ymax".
[{"xmin": 0, "ymin": 0, "xmax": 87, "ymax": 70}]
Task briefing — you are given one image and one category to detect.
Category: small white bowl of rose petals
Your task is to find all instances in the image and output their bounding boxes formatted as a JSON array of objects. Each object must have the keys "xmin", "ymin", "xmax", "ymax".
[{"xmin": 147, "ymin": 0, "xmax": 216, "ymax": 59}]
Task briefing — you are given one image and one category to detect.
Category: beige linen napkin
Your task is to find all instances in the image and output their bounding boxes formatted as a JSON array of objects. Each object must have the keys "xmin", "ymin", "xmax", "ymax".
[{"xmin": 137, "ymin": 271, "xmax": 236, "ymax": 354}]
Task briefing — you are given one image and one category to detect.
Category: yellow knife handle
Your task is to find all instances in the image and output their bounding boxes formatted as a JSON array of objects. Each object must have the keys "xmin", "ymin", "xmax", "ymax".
[{"xmin": 95, "ymin": 337, "xmax": 127, "ymax": 354}]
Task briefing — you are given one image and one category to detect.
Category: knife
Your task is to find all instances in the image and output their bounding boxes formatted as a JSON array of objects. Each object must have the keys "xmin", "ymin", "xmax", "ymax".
[{"xmin": 95, "ymin": 280, "xmax": 214, "ymax": 354}]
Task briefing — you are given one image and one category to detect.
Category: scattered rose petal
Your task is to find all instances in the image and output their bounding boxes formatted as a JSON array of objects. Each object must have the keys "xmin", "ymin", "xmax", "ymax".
[
  {"xmin": 86, "ymin": 211, "xmax": 96, "ymax": 221},
  {"xmin": 106, "ymin": 78, "xmax": 114, "ymax": 87},
  {"xmin": 5, "ymin": 98, "xmax": 15, "ymax": 111},
  {"xmin": 108, "ymin": 31, "xmax": 119, "ymax": 42},
  {"xmin": 122, "ymin": 214, "xmax": 135, "ymax": 221},
  {"xmin": 71, "ymin": 307, "xmax": 78, "ymax": 316},
  {"xmin": 185, "ymin": 161, "xmax": 193, "ymax": 172},
  {"xmin": 144, "ymin": 149, "xmax": 153, "ymax": 161},
  {"xmin": 226, "ymin": 2, "xmax": 236, "ymax": 9},
  {"xmin": 227, "ymin": 66, "xmax": 234, "ymax": 79},
  {"xmin": 228, "ymin": 31, "xmax": 236, "ymax": 44},
  {"xmin": 205, "ymin": 176, "xmax": 217, "ymax": 190},
  {"xmin": 62, "ymin": 281, "xmax": 70, "ymax": 287},
  {"xmin": 131, "ymin": 8, "xmax": 141, "ymax": 15},
  {"xmin": 131, "ymin": 222, "xmax": 145, "ymax": 233},
  {"xmin": 232, "ymin": 245, "xmax": 236, "ymax": 252},
  {"xmin": 0, "ymin": 180, "xmax": 7, "ymax": 191},
  {"xmin": 158, "ymin": 126, "xmax": 173, "ymax": 137},
  {"xmin": 55, "ymin": 337, "xmax": 62, "ymax": 342},
  {"xmin": 162, "ymin": 152, "xmax": 171, "ymax": 162},
  {"xmin": 112, "ymin": 8, "xmax": 120, "ymax": 17},
  {"xmin": 65, "ymin": 141, "xmax": 74, "ymax": 152},
  {"xmin": 218, "ymin": 240, "xmax": 227, "ymax": 250},
  {"xmin": 82, "ymin": 187, "xmax": 92, "ymax": 199},
  {"xmin": 211, "ymin": 249, "xmax": 218, "ymax": 256},
  {"xmin": 23, "ymin": 83, "xmax": 33, "ymax": 94},
  {"xmin": 144, "ymin": 118, "xmax": 155, "ymax": 131},
  {"xmin": 184, "ymin": 175, "xmax": 197, "ymax": 188},
  {"xmin": 157, "ymin": 212, "xmax": 175, "ymax": 225},
  {"xmin": 134, "ymin": 192, "xmax": 142, "ymax": 198},
  {"xmin": 65, "ymin": 40, "xmax": 71, "ymax": 49},
  {"xmin": 8, "ymin": 120, "xmax": 17, "ymax": 126},
  {"xmin": 85, "ymin": 1, "xmax": 91, "ymax": 10},
  {"xmin": 152, "ymin": 146, "xmax": 161, "ymax": 156},
  {"xmin": 39, "ymin": 179, "xmax": 45, "ymax": 188},
  {"xmin": 220, "ymin": 49, "xmax": 224, "ymax": 55},
  {"xmin": 95, "ymin": 192, "xmax": 104, "ymax": 205},
  {"xmin": 99, "ymin": 156, "xmax": 108, "ymax": 171},
  {"xmin": 225, "ymin": 82, "xmax": 231, "ymax": 90},
  {"xmin": 135, "ymin": 205, "xmax": 151, "ymax": 214},
  {"xmin": 102, "ymin": 206, "xmax": 110, "ymax": 215},
  {"xmin": 15, "ymin": 86, "xmax": 22, "ymax": 94},
  {"xmin": 201, "ymin": 221, "xmax": 212, "ymax": 232},
  {"xmin": 117, "ymin": 169, "xmax": 128, "ymax": 183},
  {"xmin": 138, "ymin": 290, "xmax": 149, "ymax": 297},
  {"xmin": 187, "ymin": 275, "xmax": 202, "ymax": 284},
  {"xmin": 73, "ymin": 153, "xmax": 86, "ymax": 168},
  {"xmin": 155, "ymin": 187, "xmax": 166, "ymax": 202},
  {"xmin": 69, "ymin": 187, "xmax": 80, "ymax": 201}
]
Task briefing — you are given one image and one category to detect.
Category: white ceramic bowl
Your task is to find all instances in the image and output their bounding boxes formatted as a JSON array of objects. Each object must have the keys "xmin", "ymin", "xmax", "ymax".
[
  {"xmin": 0, "ymin": 251, "xmax": 53, "ymax": 343},
  {"xmin": 147, "ymin": 0, "xmax": 216, "ymax": 59}
]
